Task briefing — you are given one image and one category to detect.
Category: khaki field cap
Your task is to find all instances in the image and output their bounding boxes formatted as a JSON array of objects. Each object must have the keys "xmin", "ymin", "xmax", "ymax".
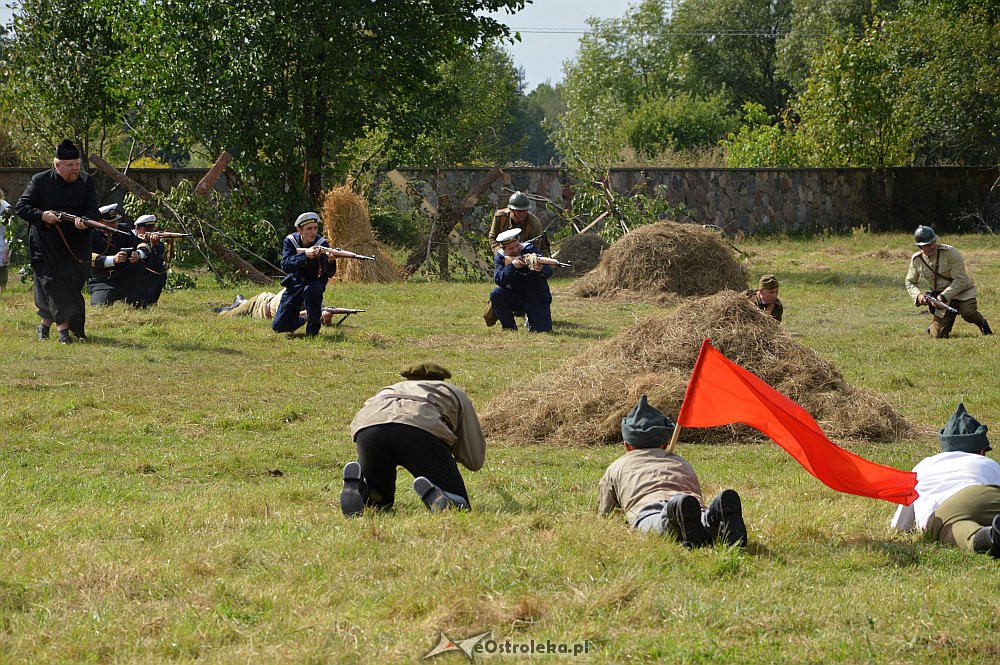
[
  {"xmin": 295, "ymin": 212, "xmax": 321, "ymax": 228},
  {"xmin": 400, "ymin": 362, "xmax": 452, "ymax": 381},
  {"xmin": 758, "ymin": 274, "xmax": 779, "ymax": 290},
  {"xmin": 496, "ymin": 228, "xmax": 522, "ymax": 245}
]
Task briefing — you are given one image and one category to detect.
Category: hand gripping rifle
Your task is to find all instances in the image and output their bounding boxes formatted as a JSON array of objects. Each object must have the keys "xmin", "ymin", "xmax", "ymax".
[
  {"xmin": 923, "ymin": 292, "xmax": 958, "ymax": 314},
  {"xmin": 322, "ymin": 306, "xmax": 365, "ymax": 326},
  {"xmin": 56, "ymin": 211, "xmax": 134, "ymax": 239},
  {"xmin": 297, "ymin": 246, "xmax": 376, "ymax": 261}
]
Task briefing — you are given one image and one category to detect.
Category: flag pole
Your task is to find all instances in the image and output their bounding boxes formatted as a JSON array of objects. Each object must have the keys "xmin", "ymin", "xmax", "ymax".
[{"xmin": 666, "ymin": 424, "xmax": 681, "ymax": 454}]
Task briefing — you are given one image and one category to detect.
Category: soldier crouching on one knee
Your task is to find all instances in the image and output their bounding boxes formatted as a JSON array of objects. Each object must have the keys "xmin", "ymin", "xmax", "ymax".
[
  {"xmin": 906, "ymin": 225, "xmax": 992, "ymax": 338},
  {"xmin": 489, "ymin": 227, "xmax": 553, "ymax": 333}
]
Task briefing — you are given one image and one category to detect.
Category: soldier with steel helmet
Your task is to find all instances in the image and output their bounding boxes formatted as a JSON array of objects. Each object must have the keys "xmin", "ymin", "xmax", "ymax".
[
  {"xmin": 905, "ymin": 225, "xmax": 992, "ymax": 338},
  {"xmin": 487, "ymin": 191, "xmax": 542, "ymax": 254}
]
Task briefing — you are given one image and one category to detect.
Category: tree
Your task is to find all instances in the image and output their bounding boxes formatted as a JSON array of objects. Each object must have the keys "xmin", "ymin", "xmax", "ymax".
[
  {"xmin": 723, "ymin": 102, "xmax": 799, "ymax": 167},
  {"xmin": 116, "ymin": 0, "xmax": 524, "ymax": 216},
  {"xmin": 670, "ymin": 0, "xmax": 793, "ymax": 114},
  {"xmin": 0, "ymin": 0, "xmax": 131, "ymax": 162},
  {"xmin": 794, "ymin": 26, "xmax": 913, "ymax": 167},
  {"xmin": 777, "ymin": 0, "xmax": 893, "ymax": 94},
  {"xmin": 556, "ymin": 0, "xmax": 677, "ymax": 160}
]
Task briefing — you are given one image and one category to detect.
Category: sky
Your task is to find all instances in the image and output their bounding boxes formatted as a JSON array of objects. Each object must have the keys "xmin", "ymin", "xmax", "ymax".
[
  {"xmin": 1, "ymin": 1, "xmax": 636, "ymax": 92},
  {"xmin": 489, "ymin": 0, "xmax": 634, "ymax": 92}
]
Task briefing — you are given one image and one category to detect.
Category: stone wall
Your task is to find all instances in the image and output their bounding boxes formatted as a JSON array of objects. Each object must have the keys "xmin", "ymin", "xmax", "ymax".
[
  {"xmin": 3, "ymin": 166, "xmax": 996, "ymax": 236},
  {"xmin": 379, "ymin": 166, "xmax": 1000, "ymax": 237}
]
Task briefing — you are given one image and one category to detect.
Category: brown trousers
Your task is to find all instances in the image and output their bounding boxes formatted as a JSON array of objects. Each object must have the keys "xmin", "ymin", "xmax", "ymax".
[
  {"xmin": 926, "ymin": 484, "xmax": 1000, "ymax": 551},
  {"xmin": 929, "ymin": 297, "xmax": 986, "ymax": 338}
]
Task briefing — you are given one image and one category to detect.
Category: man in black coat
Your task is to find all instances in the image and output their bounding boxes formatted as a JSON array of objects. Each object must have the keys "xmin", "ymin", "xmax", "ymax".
[{"xmin": 15, "ymin": 140, "xmax": 100, "ymax": 343}]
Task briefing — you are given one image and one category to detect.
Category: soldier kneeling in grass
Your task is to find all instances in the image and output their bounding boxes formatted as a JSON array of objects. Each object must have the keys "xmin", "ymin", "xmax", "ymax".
[
  {"xmin": 598, "ymin": 395, "xmax": 748, "ymax": 548},
  {"xmin": 341, "ymin": 362, "xmax": 486, "ymax": 515},
  {"xmin": 891, "ymin": 403, "xmax": 1000, "ymax": 557}
]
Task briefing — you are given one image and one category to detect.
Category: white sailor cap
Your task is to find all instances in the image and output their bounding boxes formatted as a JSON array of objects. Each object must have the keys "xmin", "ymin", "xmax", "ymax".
[
  {"xmin": 134, "ymin": 214, "xmax": 157, "ymax": 227},
  {"xmin": 99, "ymin": 203, "xmax": 121, "ymax": 218},
  {"xmin": 496, "ymin": 227, "xmax": 522, "ymax": 245},
  {"xmin": 295, "ymin": 212, "xmax": 321, "ymax": 228}
]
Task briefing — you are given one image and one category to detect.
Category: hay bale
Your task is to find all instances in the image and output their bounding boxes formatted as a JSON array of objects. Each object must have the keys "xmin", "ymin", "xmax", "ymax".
[
  {"xmin": 554, "ymin": 233, "xmax": 608, "ymax": 275},
  {"xmin": 482, "ymin": 291, "xmax": 913, "ymax": 446},
  {"xmin": 570, "ymin": 221, "xmax": 748, "ymax": 301},
  {"xmin": 322, "ymin": 185, "xmax": 404, "ymax": 283}
]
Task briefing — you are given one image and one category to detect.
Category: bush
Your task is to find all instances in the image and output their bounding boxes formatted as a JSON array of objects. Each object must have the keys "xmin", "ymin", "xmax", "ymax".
[{"xmin": 623, "ymin": 91, "xmax": 738, "ymax": 158}]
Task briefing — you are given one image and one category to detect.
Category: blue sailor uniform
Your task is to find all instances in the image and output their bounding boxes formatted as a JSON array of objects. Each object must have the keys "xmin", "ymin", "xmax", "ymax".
[
  {"xmin": 272, "ymin": 232, "xmax": 336, "ymax": 336},
  {"xmin": 489, "ymin": 242, "xmax": 553, "ymax": 332}
]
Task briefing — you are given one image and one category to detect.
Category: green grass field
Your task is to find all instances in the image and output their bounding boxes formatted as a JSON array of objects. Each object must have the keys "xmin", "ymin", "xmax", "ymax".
[{"xmin": 1, "ymin": 231, "xmax": 999, "ymax": 663}]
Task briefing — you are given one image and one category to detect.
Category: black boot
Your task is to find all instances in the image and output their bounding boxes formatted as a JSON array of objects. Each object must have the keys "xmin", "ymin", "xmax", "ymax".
[
  {"xmin": 665, "ymin": 494, "xmax": 712, "ymax": 548},
  {"xmin": 978, "ymin": 319, "xmax": 993, "ymax": 336},
  {"xmin": 413, "ymin": 476, "xmax": 453, "ymax": 513},
  {"xmin": 339, "ymin": 461, "xmax": 368, "ymax": 517},
  {"xmin": 57, "ymin": 329, "xmax": 73, "ymax": 345},
  {"xmin": 971, "ymin": 515, "xmax": 1000, "ymax": 558},
  {"xmin": 36, "ymin": 323, "xmax": 50, "ymax": 340},
  {"xmin": 704, "ymin": 489, "xmax": 748, "ymax": 547}
]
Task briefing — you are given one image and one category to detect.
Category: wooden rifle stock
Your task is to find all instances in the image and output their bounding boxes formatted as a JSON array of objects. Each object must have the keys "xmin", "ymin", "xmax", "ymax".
[{"xmin": 296, "ymin": 246, "xmax": 376, "ymax": 261}]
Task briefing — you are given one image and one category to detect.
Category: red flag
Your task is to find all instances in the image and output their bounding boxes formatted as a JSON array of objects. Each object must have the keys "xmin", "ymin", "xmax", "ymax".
[{"xmin": 677, "ymin": 339, "xmax": 917, "ymax": 505}]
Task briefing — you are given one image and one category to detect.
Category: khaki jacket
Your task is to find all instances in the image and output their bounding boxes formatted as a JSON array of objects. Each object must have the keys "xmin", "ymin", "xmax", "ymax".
[
  {"xmin": 598, "ymin": 448, "xmax": 703, "ymax": 526},
  {"xmin": 488, "ymin": 208, "xmax": 541, "ymax": 253},
  {"xmin": 906, "ymin": 244, "xmax": 977, "ymax": 305},
  {"xmin": 349, "ymin": 380, "xmax": 486, "ymax": 471}
]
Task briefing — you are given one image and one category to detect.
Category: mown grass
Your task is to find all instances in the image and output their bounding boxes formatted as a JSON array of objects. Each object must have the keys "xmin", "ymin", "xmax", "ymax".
[{"xmin": 1, "ymin": 231, "xmax": 999, "ymax": 663}]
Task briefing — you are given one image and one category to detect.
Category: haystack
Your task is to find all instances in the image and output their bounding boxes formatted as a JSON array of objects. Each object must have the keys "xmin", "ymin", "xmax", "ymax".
[
  {"xmin": 554, "ymin": 233, "xmax": 608, "ymax": 276},
  {"xmin": 482, "ymin": 291, "xmax": 913, "ymax": 446},
  {"xmin": 322, "ymin": 185, "xmax": 404, "ymax": 283},
  {"xmin": 571, "ymin": 221, "xmax": 748, "ymax": 302}
]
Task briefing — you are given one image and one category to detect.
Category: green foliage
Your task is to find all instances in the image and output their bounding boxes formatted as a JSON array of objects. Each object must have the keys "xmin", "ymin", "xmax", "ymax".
[
  {"xmin": 563, "ymin": 163, "xmax": 691, "ymax": 243},
  {"xmin": 556, "ymin": 0, "xmax": 676, "ymax": 161},
  {"xmin": 123, "ymin": 181, "xmax": 282, "ymax": 279},
  {"xmin": 884, "ymin": 4, "xmax": 1000, "ymax": 165},
  {"xmin": 669, "ymin": 0, "xmax": 793, "ymax": 113},
  {"xmin": 117, "ymin": 0, "xmax": 525, "ymax": 215},
  {"xmin": 0, "ymin": 204, "xmax": 28, "ymax": 266},
  {"xmin": 776, "ymin": 0, "xmax": 889, "ymax": 94},
  {"xmin": 794, "ymin": 25, "xmax": 914, "ymax": 167},
  {"xmin": 623, "ymin": 90, "xmax": 738, "ymax": 158},
  {"xmin": 0, "ymin": 0, "xmax": 130, "ymax": 161},
  {"xmin": 724, "ymin": 102, "xmax": 800, "ymax": 167}
]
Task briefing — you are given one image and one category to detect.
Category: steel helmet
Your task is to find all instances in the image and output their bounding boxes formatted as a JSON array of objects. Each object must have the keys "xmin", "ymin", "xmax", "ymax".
[
  {"xmin": 914, "ymin": 225, "xmax": 938, "ymax": 246},
  {"xmin": 508, "ymin": 191, "xmax": 530, "ymax": 211}
]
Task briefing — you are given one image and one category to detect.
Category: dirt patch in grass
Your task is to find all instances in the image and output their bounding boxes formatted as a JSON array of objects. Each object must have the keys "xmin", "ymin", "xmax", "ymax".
[
  {"xmin": 570, "ymin": 221, "xmax": 749, "ymax": 305},
  {"xmin": 482, "ymin": 291, "xmax": 913, "ymax": 445}
]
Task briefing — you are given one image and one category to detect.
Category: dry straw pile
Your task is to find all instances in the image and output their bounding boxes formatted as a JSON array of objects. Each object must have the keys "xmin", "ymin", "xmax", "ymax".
[
  {"xmin": 322, "ymin": 185, "xmax": 404, "ymax": 283},
  {"xmin": 482, "ymin": 291, "xmax": 913, "ymax": 446},
  {"xmin": 554, "ymin": 233, "xmax": 608, "ymax": 276},
  {"xmin": 571, "ymin": 221, "xmax": 748, "ymax": 303}
]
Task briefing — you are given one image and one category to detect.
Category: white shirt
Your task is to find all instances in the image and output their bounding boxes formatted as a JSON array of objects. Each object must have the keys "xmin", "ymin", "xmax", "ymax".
[
  {"xmin": 891, "ymin": 452, "xmax": 1000, "ymax": 531},
  {"xmin": 0, "ymin": 199, "xmax": 9, "ymax": 265}
]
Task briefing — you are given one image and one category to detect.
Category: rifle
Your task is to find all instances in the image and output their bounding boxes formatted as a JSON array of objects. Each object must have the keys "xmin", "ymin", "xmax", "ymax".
[
  {"xmin": 55, "ymin": 211, "xmax": 134, "ymax": 239},
  {"xmin": 923, "ymin": 292, "xmax": 958, "ymax": 314},
  {"xmin": 296, "ymin": 246, "xmax": 376, "ymax": 261},
  {"xmin": 525, "ymin": 253, "xmax": 571, "ymax": 269},
  {"xmin": 322, "ymin": 306, "xmax": 365, "ymax": 326},
  {"xmin": 152, "ymin": 231, "xmax": 192, "ymax": 239}
]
